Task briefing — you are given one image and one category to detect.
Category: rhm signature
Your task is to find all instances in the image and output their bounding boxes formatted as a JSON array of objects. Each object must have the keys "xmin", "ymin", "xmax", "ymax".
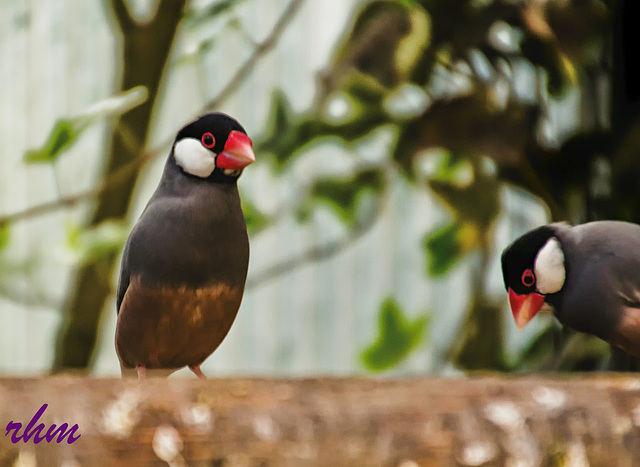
[{"xmin": 5, "ymin": 404, "xmax": 81, "ymax": 445}]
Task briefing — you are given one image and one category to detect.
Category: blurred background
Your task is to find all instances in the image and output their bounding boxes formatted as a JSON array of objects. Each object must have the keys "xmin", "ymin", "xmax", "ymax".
[{"xmin": 0, "ymin": 0, "xmax": 637, "ymax": 377}]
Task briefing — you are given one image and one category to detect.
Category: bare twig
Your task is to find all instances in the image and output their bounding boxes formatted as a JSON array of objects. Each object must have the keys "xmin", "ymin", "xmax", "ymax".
[
  {"xmin": 0, "ymin": 0, "xmax": 307, "ymax": 226},
  {"xmin": 246, "ymin": 189, "xmax": 387, "ymax": 289},
  {"xmin": 0, "ymin": 284, "xmax": 60, "ymax": 309},
  {"xmin": 0, "ymin": 148, "xmax": 155, "ymax": 224},
  {"xmin": 204, "ymin": 0, "xmax": 306, "ymax": 111}
]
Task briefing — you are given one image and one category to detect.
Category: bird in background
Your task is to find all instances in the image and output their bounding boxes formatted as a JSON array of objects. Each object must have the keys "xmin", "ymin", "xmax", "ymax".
[
  {"xmin": 501, "ymin": 221, "xmax": 640, "ymax": 356},
  {"xmin": 115, "ymin": 113, "xmax": 255, "ymax": 379}
]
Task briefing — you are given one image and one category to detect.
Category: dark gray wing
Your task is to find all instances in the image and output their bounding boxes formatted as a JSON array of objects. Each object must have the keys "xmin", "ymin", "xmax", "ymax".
[
  {"xmin": 116, "ymin": 196, "xmax": 157, "ymax": 314},
  {"xmin": 116, "ymin": 238, "xmax": 132, "ymax": 314},
  {"xmin": 558, "ymin": 221, "xmax": 640, "ymax": 347}
]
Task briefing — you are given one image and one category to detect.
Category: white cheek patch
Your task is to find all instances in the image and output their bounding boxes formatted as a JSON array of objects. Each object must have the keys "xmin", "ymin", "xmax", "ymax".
[
  {"xmin": 174, "ymin": 138, "xmax": 216, "ymax": 178},
  {"xmin": 534, "ymin": 237, "xmax": 566, "ymax": 294}
]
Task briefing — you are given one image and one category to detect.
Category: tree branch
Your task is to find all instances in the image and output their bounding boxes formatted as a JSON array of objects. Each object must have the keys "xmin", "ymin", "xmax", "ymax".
[
  {"xmin": 110, "ymin": 0, "xmax": 134, "ymax": 32},
  {"xmin": 246, "ymin": 191, "xmax": 385, "ymax": 289},
  {"xmin": 0, "ymin": 145, "xmax": 155, "ymax": 224},
  {"xmin": 204, "ymin": 0, "xmax": 307, "ymax": 110},
  {"xmin": 53, "ymin": 0, "xmax": 189, "ymax": 371}
]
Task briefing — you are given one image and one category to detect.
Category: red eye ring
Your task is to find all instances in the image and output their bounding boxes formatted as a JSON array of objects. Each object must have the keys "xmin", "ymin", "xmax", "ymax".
[
  {"xmin": 201, "ymin": 132, "xmax": 215, "ymax": 148},
  {"xmin": 521, "ymin": 269, "xmax": 535, "ymax": 287}
]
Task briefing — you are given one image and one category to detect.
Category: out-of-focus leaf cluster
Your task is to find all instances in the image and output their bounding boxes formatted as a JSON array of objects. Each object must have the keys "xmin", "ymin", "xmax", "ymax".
[
  {"xmin": 361, "ymin": 297, "xmax": 430, "ymax": 372},
  {"xmin": 253, "ymin": 0, "xmax": 623, "ymax": 372},
  {"xmin": 11, "ymin": 0, "xmax": 628, "ymax": 373},
  {"xmin": 24, "ymin": 87, "xmax": 148, "ymax": 164},
  {"xmin": 305, "ymin": 168, "xmax": 386, "ymax": 226},
  {"xmin": 0, "ymin": 223, "xmax": 9, "ymax": 253},
  {"xmin": 62, "ymin": 221, "xmax": 130, "ymax": 266},
  {"xmin": 242, "ymin": 198, "xmax": 271, "ymax": 235}
]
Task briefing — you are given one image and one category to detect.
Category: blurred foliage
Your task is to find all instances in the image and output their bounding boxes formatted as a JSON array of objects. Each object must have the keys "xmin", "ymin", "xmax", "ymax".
[
  {"xmin": 176, "ymin": 0, "xmax": 253, "ymax": 66},
  {"xmin": 63, "ymin": 221, "xmax": 130, "ymax": 266},
  {"xmin": 6, "ymin": 0, "xmax": 637, "ymax": 374},
  {"xmin": 452, "ymin": 298, "xmax": 506, "ymax": 370},
  {"xmin": 24, "ymin": 119, "xmax": 79, "ymax": 163},
  {"xmin": 327, "ymin": 0, "xmax": 431, "ymax": 90},
  {"xmin": 424, "ymin": 221, "xmax": 476, "ymax": 277},
  {"xmin": 305, "ymin": 168, "xmax": 386, "ymax": 226},
  {"xmin": 24, "ymin": 87, "xmax": 148, "ymax": 164},
  {"xmin": 361, "ymin": 297, "xmax": 430, "ymax": 371},
  {"xmin": 253, "ymin": 0, "xmax": 632, "ymax": 372},
  {"xmin": 511, "ymin": 325, "xmax": 612, "ymax": 372},
  {"xmin": 0, "ymin": 223, "xmax": 9, "ymax": 252},
  {"xmin": 52, "ymin": 0, "xmax": 186, "ymax": 371},
  {"xmin": 242, "ymin": 199, "xmax": 271, "ymax": 235},
  {"xmin": 258, "ymin": 86, "xmax": 389, "ymax": 170},
  {"xmin": 182, "ymin": 0, "xmax": 250, "ymax": 28}
]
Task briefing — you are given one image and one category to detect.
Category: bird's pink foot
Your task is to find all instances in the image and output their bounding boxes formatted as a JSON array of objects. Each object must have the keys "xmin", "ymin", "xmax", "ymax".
[
  {"xmin": 137, "ymin": 365, "xmax": 147, "ymax": 379},
  {"xmin": 189, "ymin": 365, "xmax": 207, "ymax": 379}
]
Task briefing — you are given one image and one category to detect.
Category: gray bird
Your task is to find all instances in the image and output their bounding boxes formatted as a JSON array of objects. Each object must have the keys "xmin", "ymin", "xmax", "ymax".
[
  {"xmin": 115, "ymin": 113, "xmax": 255, "ymax": 378},
  {"xmin": 501, "ymin": 221, "xmax": 640, "ymax": 356}
]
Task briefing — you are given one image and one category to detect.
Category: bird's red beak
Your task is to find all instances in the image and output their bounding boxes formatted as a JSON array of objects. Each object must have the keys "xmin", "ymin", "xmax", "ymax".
[
  {"xmin": 217, "ymin": 130, "xmax": 255, "ymax": 170},
  {"xmin": 508, "ymin": 288, "xmax": 545, "ymax": 329}
]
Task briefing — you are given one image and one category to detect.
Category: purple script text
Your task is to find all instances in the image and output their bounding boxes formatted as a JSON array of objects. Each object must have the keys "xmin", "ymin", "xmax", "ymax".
[{"xmin": 5, "ymin": 404, "xmax": 81, "ymax": 444}]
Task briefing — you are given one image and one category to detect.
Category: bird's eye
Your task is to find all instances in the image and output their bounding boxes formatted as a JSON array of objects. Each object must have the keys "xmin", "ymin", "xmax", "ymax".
[
  {"xmin": 521, "ymin": 269, "xmax": 535, "ymax": 287},
  {"xmin": 201, "ymin": 132, "xmax": 215, "ymax": 148}
]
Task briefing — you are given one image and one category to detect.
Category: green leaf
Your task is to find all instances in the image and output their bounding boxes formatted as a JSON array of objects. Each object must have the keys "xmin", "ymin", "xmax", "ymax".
[
  {"xmin": 331, "ymin": 0, "xmax": 416, "ymax": 89},
  {"xmin": 183, "ymin": 0, "xmax": 249, "ymax": 28},
  {"xmin": 310, "ymin": 168, "xmax": 385, "ymax": 226},
  {"xmin": 395, "ymin": 3, "xmax": 431, "ymax": 78},
  {"xmin": 360, "ymin": 297, "xmax": 429, "ymax": 371},
  {"xmin": 257, "ymin": 89, "xmax": 389, "ymax": 172},
  {"xmin": 424, "ymin": 221, "xmax": 479, "ymax": 276},
  {"xmin": 257, "ymin": 90, "xmax": 301, "ymax": 168},
  {"xmin": 0, "ymin": 223, "xmax": 9, "ymax": 251},
  {"xmin": 242, "ymin": 199, "xmax": 270, "ymax": 235},
  {"xmin": 427, "ymin": 160, "xmax": 500, "ymax": 228},
  {"xmin": 428, "ymin": 151, "xmax": 470, "ymax": 182},
  {"xmin": 24, "ymin": 87, "xmax": 148, "ymax": 164},
  {"xmin": 24, "ymin": 119, "xmax": 78, "ymax": 163},
  {"xmin": 394, "ymin": 0, "xmax": 419, "ymax": 8},
  {"xmin": 63, "ymin": 220, "xmax": 130, "ymax": 265},
  {"xmin": 342, "ymin": 74, "xmax": 387, "ymax": 107}
]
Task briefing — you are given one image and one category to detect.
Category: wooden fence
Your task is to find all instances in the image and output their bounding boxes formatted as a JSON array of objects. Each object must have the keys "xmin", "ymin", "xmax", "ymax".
[{"xmin": 1, "ymin": 375, "xmax": 639, "ymax": 466}]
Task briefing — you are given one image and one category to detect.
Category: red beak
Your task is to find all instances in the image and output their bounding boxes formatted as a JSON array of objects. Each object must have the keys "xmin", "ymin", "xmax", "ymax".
[
  {"xmin": 217, "ymin": 130, "xmax": 255, "ymax": 170},
  {"xmin": 508, "ymin": 288, "xmax": 545, "ymax": 329}
]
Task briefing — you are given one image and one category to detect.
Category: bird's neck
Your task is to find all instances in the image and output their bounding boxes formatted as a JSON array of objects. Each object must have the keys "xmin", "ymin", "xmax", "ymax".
[{"xmin": 158, "ymin": 160, "xmax": 239, "ymax": 198}]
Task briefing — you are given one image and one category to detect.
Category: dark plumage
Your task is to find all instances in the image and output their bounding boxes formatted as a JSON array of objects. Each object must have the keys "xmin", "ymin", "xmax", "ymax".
[
  {"xmin": 501, "ymin": 221, "xmax": 640, "ymax": 356},
  {"xmin": 115, "ymin": 113, "xmax": 255, "ymax": 378}
]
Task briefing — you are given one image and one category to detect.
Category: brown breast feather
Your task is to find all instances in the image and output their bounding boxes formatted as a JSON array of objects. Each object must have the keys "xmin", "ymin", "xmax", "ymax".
[{"xmin": 116, "ymin": 276, "xmax": 243, "ymax": 369}]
